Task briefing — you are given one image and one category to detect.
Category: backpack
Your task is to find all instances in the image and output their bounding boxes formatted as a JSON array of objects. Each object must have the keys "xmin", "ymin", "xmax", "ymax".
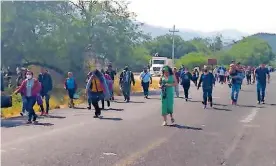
[{"xmin": 181, "ymin": 72, "xmax": 190, "ymax": 84}]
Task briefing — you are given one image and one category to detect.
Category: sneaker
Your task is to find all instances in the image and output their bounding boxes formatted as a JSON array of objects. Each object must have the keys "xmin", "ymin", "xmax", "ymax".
[
  {"xmin": 162, "ymin": 121, "xmax": 167, "ymax": 126},
  {"xmin": 26, "ymin": 121, "xmax": 32, "ymax": 124},
  {"xmin": 87, "ymin": 106, "xmax": 91, "ymax": 110},
  {"xmin": 45, "ymin": 112, "xmax": 49, "ymax": 115},
  {"xmin": 262, "ymin": 101, "xmax": 265, "ymax": 104},
  {"xmin": 185, "ymin": 98, "xmax": 188, "ymax": 102},
  {"xmin": 20, "ymin": 112, "xmax": 24, "ymax": 116},
  {"xmin": 203, "ymin": 105, "xmax": 207, "ymax": 109},
  {"xmin": 40, "ymin": 112, "xmax": 45, "ymax": 116},
  {"xmin": 93, "ymin": 115, "xmax": 99, "ymax": 118},
  {"xmin": 257, "ymin": 101, "xmax": 261, "ymax": 104},
  {"xmin": 210, "ymin": 102, "xmax": 213, "ymax": 107},
  {"xmin": 107, "ymin": 102, "xmax": 110, "ymax": 107}
]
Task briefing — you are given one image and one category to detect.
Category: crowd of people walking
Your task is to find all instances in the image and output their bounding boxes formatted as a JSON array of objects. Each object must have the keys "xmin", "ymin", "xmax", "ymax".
[{"xmin": 3, "ymin": 61, "xmax": 271, "ymax": 126}]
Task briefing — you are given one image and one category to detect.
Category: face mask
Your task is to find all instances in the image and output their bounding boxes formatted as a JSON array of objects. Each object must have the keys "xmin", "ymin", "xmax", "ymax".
[{"xmin": 26, "ymin": 75, "xmax": 32, "ymax": 79}]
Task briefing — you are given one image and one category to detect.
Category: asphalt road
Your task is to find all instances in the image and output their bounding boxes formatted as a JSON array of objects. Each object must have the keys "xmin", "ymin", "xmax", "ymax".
[{"xmin": 2, "ymin": 73, "xmax": 276, "ymax": 166}]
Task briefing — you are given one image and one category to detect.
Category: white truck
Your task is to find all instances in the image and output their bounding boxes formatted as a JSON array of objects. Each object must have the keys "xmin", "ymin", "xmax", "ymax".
[{"xmin": 149, "ymin": 56, "xmax": 173, "ymax": 76}]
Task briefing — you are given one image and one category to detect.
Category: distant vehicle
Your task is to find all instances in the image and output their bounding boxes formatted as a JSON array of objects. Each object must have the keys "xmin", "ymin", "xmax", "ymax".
[{"xmin": 149, "ymin": 56, "xmax": 172, "ymax": 76}]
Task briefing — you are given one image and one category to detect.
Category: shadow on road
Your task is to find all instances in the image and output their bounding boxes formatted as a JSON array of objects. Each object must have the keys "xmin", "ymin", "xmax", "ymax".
[
  {"xmin": 237, "ymin": 104, "xmax": 264, "ymax": 108},
  {"xmin": 189, "ymin": 100, "xmax": 202, "ymax": 103},
  {"xmin": 42, "ymin": 115, "xmax": 66, "ymax": 119},
  {"xmin": 212, "ymin": 107, "xmax": 232, "ymax": 111},
  {"xmin": 1, "ymin": 119, "xmax": 27, "ymax": 128},
  {"xmin": 33, "ymin": 122, "xmax": 54, "ymax": 126},
  {"xmin": 114, "ymin": 101, "xmax": 145, "ymax": 104},
  {"xmin": 73, "ymin": 107, "xmax": 87, "ymax": 110},
  {"xmin": 1, "ymin": 119, "xmax": 54, "ymax": 128},
  {"xmin": 99, "ymin": 117, "xmax": 122, "ymax": 121},
  {"xmin": 168, "ymin": 124, "xmax": 203, "ymax": 130},
  {"xmin": 213, "ymin": 103, "xmax": 228, "ymax": 107},
  {"xmin": 102, "ymin": 108, "xmax": 124, "ymax": 111}
]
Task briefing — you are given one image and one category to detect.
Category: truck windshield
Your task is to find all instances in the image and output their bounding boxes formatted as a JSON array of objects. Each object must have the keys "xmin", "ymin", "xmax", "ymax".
[{"xmin": 153, "ymin": 60, "xmax": 165, "ymax": 65}]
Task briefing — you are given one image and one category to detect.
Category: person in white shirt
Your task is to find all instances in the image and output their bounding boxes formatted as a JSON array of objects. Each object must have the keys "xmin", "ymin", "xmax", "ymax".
[{"xmin": 140, "ymin": 68, "xmax": 152, "ymax": 98}]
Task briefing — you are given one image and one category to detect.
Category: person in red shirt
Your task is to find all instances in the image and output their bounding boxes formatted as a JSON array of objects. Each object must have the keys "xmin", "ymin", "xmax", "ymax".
[{"xmin": 14, "ymin": 71, "xmax": 41, "ymax": 124}]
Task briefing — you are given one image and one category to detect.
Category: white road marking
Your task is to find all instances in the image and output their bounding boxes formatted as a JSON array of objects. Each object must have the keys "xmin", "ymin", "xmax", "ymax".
[
  {"xmin": 1, "ymin": 150, "xmax": 7, "ymax": 153},
  {"xmin": 240, "ymin": 108, "xmax": 260, "ymax": 123},
  {"xmin": 103, "ymin": 152, "xmax": 117, "ymax": 156}
]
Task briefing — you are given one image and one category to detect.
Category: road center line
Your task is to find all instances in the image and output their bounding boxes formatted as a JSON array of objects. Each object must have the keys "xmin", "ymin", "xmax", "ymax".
[
  {"xmin": 240, "ymin": 108, "xmax": 260, "ymax": 123},
  {"xmin": 114, "ymin": 137, "xmax": 168, "ymax": 166}
]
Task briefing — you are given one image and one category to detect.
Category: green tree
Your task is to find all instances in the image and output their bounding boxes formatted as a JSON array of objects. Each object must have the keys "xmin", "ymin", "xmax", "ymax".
[
  {"xmin": 144, "ymin": 34, "xmax": 197, "ymax": 59},
  {"xmin": 176, "ymin": 52, "xmax": 208, "ymax": 69}
]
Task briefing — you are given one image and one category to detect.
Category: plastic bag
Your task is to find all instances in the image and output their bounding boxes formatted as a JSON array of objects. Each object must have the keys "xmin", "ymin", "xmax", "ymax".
[{"xmin": 73, "ymin": 93, "xmax": 80, "ymax": 99}]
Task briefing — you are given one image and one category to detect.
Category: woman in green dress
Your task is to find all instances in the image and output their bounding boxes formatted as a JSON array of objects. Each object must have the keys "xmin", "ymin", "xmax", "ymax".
[{"xmin": 159, "ymin": 66, "xmax": 177, "ymax": 126}]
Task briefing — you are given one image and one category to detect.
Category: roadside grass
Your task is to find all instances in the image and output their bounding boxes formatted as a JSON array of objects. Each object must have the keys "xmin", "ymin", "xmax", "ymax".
[{"xmin": 1, "ymin": 78, "xmax": 160, "ymax": 118}]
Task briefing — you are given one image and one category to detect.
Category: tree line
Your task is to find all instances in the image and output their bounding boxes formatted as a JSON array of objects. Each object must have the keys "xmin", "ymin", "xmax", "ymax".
[{"xmin": 1, "ymin": 1, "xmax": 275, "ymax": 78}]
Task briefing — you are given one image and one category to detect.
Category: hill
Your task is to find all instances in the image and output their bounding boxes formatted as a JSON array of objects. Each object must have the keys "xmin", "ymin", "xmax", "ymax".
[
  {"xmin": 251, "ymin": 33, "xmax": 276, "ymax": 52},
  {"xmin": 139, "ymin": 24, "xmax": 248, "ymax": 41},
  {"xmin": 224, "ymin": 33, "xmax": 276, "ymax": 53}
]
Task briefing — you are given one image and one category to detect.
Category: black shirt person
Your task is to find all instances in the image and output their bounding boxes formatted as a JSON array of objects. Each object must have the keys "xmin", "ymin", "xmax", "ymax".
[
  {"xmin": 38, "ymin": 68, "xmax": 53, "ymax": 115},
  {"xmin": 254, "ymin": 63, "xmax": 270, "ymax": 104},
  {"xmin": 180, "ymin": 68, "xmax": 192, "ymax": 101}
]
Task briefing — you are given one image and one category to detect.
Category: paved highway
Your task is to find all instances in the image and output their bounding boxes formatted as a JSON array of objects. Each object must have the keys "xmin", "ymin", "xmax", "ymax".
[{"xmin": 1, "ymin": 73, "xmax": 276, "ymax": 166}]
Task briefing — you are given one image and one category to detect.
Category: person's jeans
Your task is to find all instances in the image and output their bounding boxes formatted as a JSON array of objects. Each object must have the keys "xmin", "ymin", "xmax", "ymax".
[
  {"xmin": 142, "ymin": 82, "xmax": 150, "ymax": 96},
  {"xmin": 122, "ymin": 83, "xmax": 131, "ymax": 101},
  {"xmin": 41, "ymin": 93, "xmax": 50, "ymax": 113},
  {"xmin": 25, "ymin": 96, "xmax": 37, "ymax": 121},
  {"xmin": 175, "ymin": 84, "xmax": 179, "ymax": 97},
  {"xmin": 21, "ymin": 96, "xmax": 27, "ymax": 113},
  {"xmin": 182, "ymin": 83, "xmax": 190, "ymax": 99},
  {"xmin": 231, "ymin": 83, "xmax": 241, "ymax": 102},
  {"xmin": 203, "ymin": 88, "xmax": 213, "ymax": 105},
  {"xmin": 257, "ymin": 82, "xmax": 266, "ymax": 102}
]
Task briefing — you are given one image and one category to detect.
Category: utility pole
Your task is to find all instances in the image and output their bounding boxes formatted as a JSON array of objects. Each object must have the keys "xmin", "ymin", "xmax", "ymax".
[{"xmin": 169, "ymin": 25, "xmax": 179, "ymax": 68}]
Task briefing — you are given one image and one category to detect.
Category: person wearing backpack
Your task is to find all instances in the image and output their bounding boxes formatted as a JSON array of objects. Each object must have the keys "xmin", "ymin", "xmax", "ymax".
[
  {"xmin": 180, "ymin": 68, "xmax": 192, "ymax": 101},
  {"xmin": 140, "ymin": 67, "xmax": 152, "ymax": 99},
  {"xmin": 119, "ymin": 66, "xmax": 135, "ymax": 102},
  {"xmin": 86, "ymin": 69, "xmax": 110, "ymax": 118}
]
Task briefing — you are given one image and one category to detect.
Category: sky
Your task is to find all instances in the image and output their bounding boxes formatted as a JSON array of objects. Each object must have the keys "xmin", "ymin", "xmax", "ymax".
[{"xmin": 128, "ymin": 0, "xmax": 276, "ymax": 34}]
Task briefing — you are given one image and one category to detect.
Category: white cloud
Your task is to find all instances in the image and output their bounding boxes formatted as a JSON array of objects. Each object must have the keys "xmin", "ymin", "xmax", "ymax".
[{"xmin": 128, "ymin": 0, "xmax": 276, "ymax": 34}]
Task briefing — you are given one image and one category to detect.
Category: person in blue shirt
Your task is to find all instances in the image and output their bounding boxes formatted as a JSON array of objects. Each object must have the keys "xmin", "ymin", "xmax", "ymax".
[
  {"xmin": 229, "ymin": 63, "xmax": 243, "ymax": 105},
  {"xmin": 140, "ymin": 67, "xmax": 152, "ymax": 99},
  {"xmin": 254, "ymin": 63, "xmax": 270, "ymax": 104},
  {"xmin": 64, "ymin": 72, "xmax": 77, "ymax": 108},
  {"xmin": 197, "ymin": 68, "xmax": 215, "ymax": 109}
]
